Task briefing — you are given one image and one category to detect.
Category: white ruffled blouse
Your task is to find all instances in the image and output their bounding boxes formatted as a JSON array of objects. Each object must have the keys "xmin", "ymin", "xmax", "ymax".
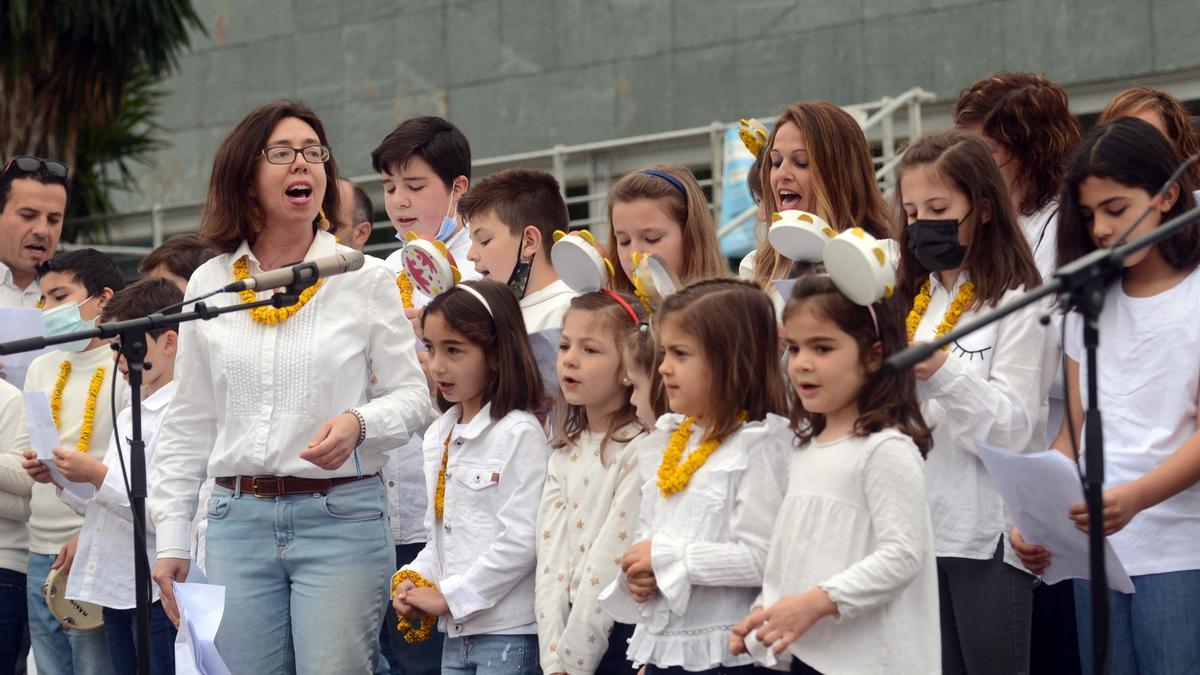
[{"xmin": 598, "ymin": 413, "xmax": 792, "ymax": 670}]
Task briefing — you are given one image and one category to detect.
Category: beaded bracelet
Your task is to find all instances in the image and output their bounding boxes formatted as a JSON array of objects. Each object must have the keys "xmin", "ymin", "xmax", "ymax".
[{"xmin": 343, "ymin": 408, "xmax": 367, "ymax": 446}]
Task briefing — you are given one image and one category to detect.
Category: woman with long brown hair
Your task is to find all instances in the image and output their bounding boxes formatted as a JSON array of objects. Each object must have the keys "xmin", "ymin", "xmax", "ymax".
[{"xmin": 149, "ymin": 100, "xmax": 431, "ymax": 673}]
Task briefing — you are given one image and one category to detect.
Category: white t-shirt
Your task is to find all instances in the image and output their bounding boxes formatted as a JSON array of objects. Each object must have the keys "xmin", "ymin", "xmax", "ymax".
[
  {"xmin": 754, "ymin": 429, "xmax": 939, "ymax": 675},
  {"xmin": 519, "ymin": 279, "xmax": 576, "ymax": 333},
  {"xmin": 1064, "ymin": 265, "xmax": 1200, "ymax": 577},
  {"xmin": 1019, "ymin": 201, "xmax": 1059, "ymax": 281}
]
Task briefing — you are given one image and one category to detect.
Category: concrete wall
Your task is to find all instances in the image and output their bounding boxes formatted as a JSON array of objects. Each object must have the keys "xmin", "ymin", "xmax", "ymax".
[{"xmin": 113, "ymin": 0, "xmax": 1200, "ymax": 212}]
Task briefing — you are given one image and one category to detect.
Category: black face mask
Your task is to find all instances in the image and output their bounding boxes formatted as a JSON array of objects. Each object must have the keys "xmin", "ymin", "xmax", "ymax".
[
  {"xmin": 907, "ymin": 218, "xmax": 967, "ymax": 271},
  {"xmin": 507, "ymin": 253, "xmax": 533, "ymax": 299}
]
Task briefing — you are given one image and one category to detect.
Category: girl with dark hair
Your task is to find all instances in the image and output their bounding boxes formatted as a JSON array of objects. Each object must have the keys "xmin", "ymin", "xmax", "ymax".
[
  {"xmin": 732, "ymin": 274, "xmax": 938, "ymax": 675},
  {"xmin": 149, "ymin": 100, "xmax": 432, "ymax": 673},
  {"xmin": 1015, "ymin": 117, "xmax": 1200, "ymax": 673},
  {"xmin": 598, "ymin": 279, "xmax": 791, "ymax": 675},
  {"xmin": 393, "ymin": 280, "xmax": 549, "ymax": 675},
  {"xmin": 897, "ymin": 130, "xmax": 1056, "ymax": 675}
]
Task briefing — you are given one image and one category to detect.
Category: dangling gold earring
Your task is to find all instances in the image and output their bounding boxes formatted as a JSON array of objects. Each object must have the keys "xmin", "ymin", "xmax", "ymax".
[{"xmin": 318, "ymin": 209, "xmax": 331, "ymax": 231}]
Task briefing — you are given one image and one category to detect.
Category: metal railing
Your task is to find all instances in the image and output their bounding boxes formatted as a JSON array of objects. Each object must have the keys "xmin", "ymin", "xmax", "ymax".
[{"xmin": 62, "ymin": 87, "xmax": 935, "ymax": 258}]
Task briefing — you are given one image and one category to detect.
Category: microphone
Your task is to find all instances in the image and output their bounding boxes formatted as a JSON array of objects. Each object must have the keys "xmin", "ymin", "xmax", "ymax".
[{"xmin": 220, "ymin": 250, "xmax": 366, "ymax": 292}]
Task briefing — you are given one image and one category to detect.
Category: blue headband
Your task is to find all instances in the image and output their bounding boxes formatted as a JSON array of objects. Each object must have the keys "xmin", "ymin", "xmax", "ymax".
[{"xmin": 639, "ymin": 169, "xmax": 686, "ymax": 195}]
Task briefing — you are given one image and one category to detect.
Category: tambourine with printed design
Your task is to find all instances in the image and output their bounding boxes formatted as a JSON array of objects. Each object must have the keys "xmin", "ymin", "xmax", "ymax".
[{"xmin": 400, "ymin": 231, "xmax": 462, "ymax": 298}]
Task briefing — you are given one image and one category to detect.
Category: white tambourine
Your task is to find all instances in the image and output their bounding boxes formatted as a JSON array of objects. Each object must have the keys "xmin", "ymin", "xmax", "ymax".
[
  {"xmin": 400, "ymin": 231, "xmax": 462, "ymax": 298},
  {"xmin": 767, "ymin": 210, "xmax": 837, "ymax": 263},
  {"xmin": 550, "ymin": 229, "xmax": 614, "ymax": 293},
  {"xmin": 631, "ymin": 251, "xmax": 680, "ymax": 311},
  {"xmin": 823, "ymin": 227, "xmax": 901, "ymax": 305},
  {"xmin": 43, "ymin": 566, "xmax": 103, "ymax": 631}
]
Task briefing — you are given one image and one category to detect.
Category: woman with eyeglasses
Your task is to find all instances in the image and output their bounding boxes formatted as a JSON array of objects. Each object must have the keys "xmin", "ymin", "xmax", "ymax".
[{"xmin": 148, "ymin": 100, "xmax": 432, "ymax": 673}]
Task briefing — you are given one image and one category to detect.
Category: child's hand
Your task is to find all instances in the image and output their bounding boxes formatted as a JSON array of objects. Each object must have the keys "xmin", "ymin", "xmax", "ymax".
[
  {"xmin": 729, "ymin": 604, "xmax": 763, "ymax": 655},
  {"xmin": 406, "ymin": 587, "xmax": 450, "ymax": 618},
  {"xmin": 392, "ymin": 579, "xmax": 419, "ymax": 619},
  {"xmin": 52, "ymin": 447, "xmax": 106, "ymax": 487},
  {"xmin": 51, "ymin": 535, "xmax": 79, "ymax": 576},
  {"xmin": 1068, "ymin": 482, "xmax": 1146, "ymax": 535},
  {"xmin": 621, "ymin": 541, "xmax": 657, "ymax": 602},
  {"xmin": 910, "ymin": 341, "xmax": 949, "ymax": 381},
  {"xmin": 405, "ymin": 307, "xmax": 425, "ymax": 342},
  {"xmin": 737, "ymin": 588, "xmax": 837, "ymax": 655},
  {"xmin": 1010, "ymin": 527, "xmax": 1051, "ymax": 575},
  {"xmin": 300, "ymin": 413, "xmax": 361, "ymax": 470},
  {"xmin": 728, "ymin": 630, "xmax": 748, "ymax": 656},
  {"xmin": 21, "ymin": 450, "xmax": 54, "ymax": 485}
]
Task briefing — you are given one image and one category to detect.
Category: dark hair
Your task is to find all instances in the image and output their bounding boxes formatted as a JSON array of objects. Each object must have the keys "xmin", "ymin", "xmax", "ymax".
[
  {"xmin": 622, "ymin": 320, "xmax": 668, "ymax": 421},
  {"xmin": 137, "ymin": 234, "xmax": 216, "ymax": 282},
  {"xmin": 347, "ymin": 180, "xmax": 373, "ymax": 225},
  {"xmin": 954, "ymin": 72, "xmax": 1083, "ymax": 217},
  {"xmin": 657, "ymin": 278, "xmax": 787, "ymax": 441},
  {"xmin": 199, "ymin": 100, "xmax": 341, "ymax": 254},
  {"xmin": 458, "ymin": 169, "xmax": 569, "ymax": 254},
  {"xmin": 1058, "ymin": 117, "xmax": 1200, "ymax": 271},
  {"xmin": 421, "ymin": 280, "xmax": 544, "ymax": 420},
  {"xmin": 782, "ymin": 275, "xmax": 932, "ymax": 457},
  {"xmin": 605, "ymin": 164, "xmax": 728, "ymax": 292},
  {"xmin": 1099, "ymin": 86, "xmax": 1200, "ymax": 186},
  {"xmin": 100, "ymin": 277, "xmax": 184, "ymax": 337},
  {"xmin": 370, "ymin": 116, "xmax": 472, "ymax": 188},
  {"xmin": 746, "ymin": 152, "xmax": 764, "ymax": 204},
  {"xmin": 553, "ymin": 291, "xmax": 647, "ymax": 463},
  {"xmin": 35, "ymin": 249, "xmax": 126, "ymax": 297},
  {"xmin": 1, "ymin": 159, "xmax": 70, "ymax": 213},
  {"xmin": 896, "ymin": 131, "xmax": 1042, "ymax": 308}
]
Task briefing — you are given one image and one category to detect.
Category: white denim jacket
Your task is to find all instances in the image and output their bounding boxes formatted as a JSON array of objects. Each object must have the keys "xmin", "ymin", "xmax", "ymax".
[{"xmin": 404, "ymin": 402, "xmax": 549, "ymax": 637}]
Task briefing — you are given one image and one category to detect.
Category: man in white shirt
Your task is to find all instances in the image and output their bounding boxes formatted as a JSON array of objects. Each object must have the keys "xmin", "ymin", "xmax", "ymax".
[
  {"xmin": 0, "ymin": 156, "xmax": 66, "ymax": 311},
  {"xmin": 0, "ymin": 379, "xmax": 33, "ymax": 675},
  {"xmin": 330, "ymin": 178, "xmax": 375, "ymax": 252}
]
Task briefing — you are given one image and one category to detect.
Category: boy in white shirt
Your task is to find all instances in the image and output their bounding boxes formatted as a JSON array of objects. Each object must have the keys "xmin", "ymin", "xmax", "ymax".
[
  {"xmin": 45, "ymin": 278, "xmax": 181, "ymax": 674},
  {"xmin": 20, "ymin": 248, "xmax": 125, "ymax": 675},
  {"xmin": 460, "ymin": 169, "xmax": 578, "ymax": 333}
]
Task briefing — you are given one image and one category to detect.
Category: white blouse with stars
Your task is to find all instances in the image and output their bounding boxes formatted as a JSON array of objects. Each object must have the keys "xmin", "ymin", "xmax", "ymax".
[
  {"xmin": 914, "ymin": 272, "xmax": 1057, "ymax": 567},
  {"xmin": 535, "ymin": 426, "xmax": 646, "ymax": 675}
]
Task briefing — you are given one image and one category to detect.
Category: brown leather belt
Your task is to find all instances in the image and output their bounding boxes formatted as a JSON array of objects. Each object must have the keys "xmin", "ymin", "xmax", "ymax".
[{"xmin": 215, "ymin": 474, "xmax": 376, "ymax": 498}]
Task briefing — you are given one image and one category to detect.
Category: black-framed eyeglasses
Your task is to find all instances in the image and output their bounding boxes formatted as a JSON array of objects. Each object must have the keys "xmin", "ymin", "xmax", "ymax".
[
  {"xmin": 260, "ymin": 145, "xmax": 331, "ymax": 165},
  {"xmin": 3, "ymin": 155, "xmax": 69, "ymax": 180}
]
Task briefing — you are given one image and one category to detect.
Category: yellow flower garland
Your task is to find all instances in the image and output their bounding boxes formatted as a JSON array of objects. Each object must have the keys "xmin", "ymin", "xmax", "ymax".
[
  {"xmin": 49, "ymin": 359, "xmax": 105, "ymax": 453},
  {"xmin": 390, "ymin": 569, "xmax": 438, "ymax": 643},
  {"xmin": 906, "ymin": 279, "xmax": 976, "ymax": 344},
  {"xmin": 434, "ymin": 432, "xmax": 450, "ymax": 520},
  {"xmin": 232, "ymin": 256, "xmax": 324, "ymax": 325},
  {"xmin": 656, "ymin": 412, "xmax": 747, "ymax": 497},
  {"xmin": 396, "ymin": 272, "xmax": 415, "ymax": 309},
  {"xmin": 50, "ymin": 360, "xmax": 70, "ymax": 428}
]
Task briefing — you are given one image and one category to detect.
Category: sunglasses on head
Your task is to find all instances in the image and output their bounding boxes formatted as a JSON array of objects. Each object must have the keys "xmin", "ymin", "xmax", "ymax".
[{"xmin": 3, "ymin": 155, "xmax": 69, "ymax": 180}]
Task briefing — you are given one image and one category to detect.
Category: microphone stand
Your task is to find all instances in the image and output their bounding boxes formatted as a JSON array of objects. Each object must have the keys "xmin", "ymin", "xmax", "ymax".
[
  {"xmin": 887, "ymin": 203, "xmax": 1200, "ymax": 675},
  {"xmin": 1, "ymin": 277, "xmax": 314, "ymax": 675}
]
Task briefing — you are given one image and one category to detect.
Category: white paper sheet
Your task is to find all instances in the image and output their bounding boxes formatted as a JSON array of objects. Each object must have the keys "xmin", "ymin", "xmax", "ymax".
[
  {"xmin": 173, "ymin": 580, "xmax": 231, "ymax": 675},
  {"xmin": 21, "ymin": 391, "xmax": 95, "ymax": 500},
  {"xmin": 974, "ymin": 441, "xmax": 1134, "ymax": 593},
  {"xmin": 0, "ymin": 308, "xmax": 51, "ymax": 389}
]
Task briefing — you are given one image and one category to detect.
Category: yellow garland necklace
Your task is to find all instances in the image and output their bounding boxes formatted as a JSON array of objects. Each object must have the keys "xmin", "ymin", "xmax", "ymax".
[
  {"xmin": 906, "ymin": 278, "xmax": 976, "ymax": 343},
  {"xmin": 232, "ymin": 256, "xmax": 324, "ymax": 325},
  {"xmin": 50, "ymin": 359, "xmax": 105, "ymax": 453},
  {"xmin": 657, "ymin": 412, "xmax": 747, "ymax": 497},
  {"xmin": 396, "ymin": 272, "xmax": 415, "ymax": 309},
  {"xmin": 434, "ymin": 431, "xmax": 451, "ymax": 520},
  {"xmin": 389, "ymin": 569, "xmax": 438, "ymax": 643}
]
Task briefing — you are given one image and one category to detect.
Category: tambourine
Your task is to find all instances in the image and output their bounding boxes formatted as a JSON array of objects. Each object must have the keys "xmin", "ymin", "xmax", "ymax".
[
  {"xmin": 400, "ymin": 231, "xmax": 462, "ymax": 298},
  {"xmin": 767, "ymin": 210, "xmax": 837, "ymax": 263},
  {"xmin": 550, "ymin": 230, "xmax": 614, "ymax": 293},
  {"xmin": 43, "ymin": 566, "xmax": 103, "ymax": 631},
  {"xmin": 824, "ymin": 228, "xmax": 901, "ymax": 305},
  {"xmin": 631, "ymin": 251, "xmax": 680, "ymax": 312}
]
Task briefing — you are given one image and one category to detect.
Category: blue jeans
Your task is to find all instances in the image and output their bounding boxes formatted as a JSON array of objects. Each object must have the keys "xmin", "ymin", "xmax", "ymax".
[
  {"xmin": 25, "ymin": 552, "xmax": 115, "ymax": 675},
  {"xmin": 441, "ymin": 634, "xmax": 539, "ymax": 675},
  {"xmin": 206, "ymin": 475, "xmax": 395, "ymax": 675},
  {"xmin": 102, "ymin": 601, "xmax": 176, "ymax": 675},
  {"xmin": 1075, "ymin": 570, "xmax": 1200, "ymax": 674},
  {"xmin": 379, "ymin": 542, "xmax": 443, "ymax": 675},
  {"xmin": 0, "ymin": 567, "xmax": 28, "ymax": 675}
]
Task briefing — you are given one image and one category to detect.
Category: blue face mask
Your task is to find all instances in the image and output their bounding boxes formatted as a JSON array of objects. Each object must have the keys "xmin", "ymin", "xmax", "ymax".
[
  {"xmin": 392, "ymin": 196, "xmax": 459, "ymax": 243},
  {"xmin": 41, "ymin": 296, "xmax": 98, "ymax": 352}
]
